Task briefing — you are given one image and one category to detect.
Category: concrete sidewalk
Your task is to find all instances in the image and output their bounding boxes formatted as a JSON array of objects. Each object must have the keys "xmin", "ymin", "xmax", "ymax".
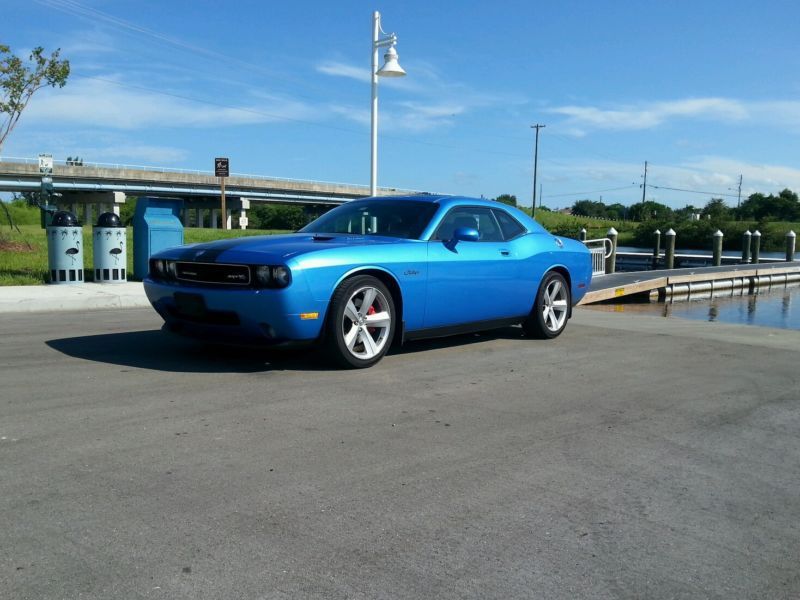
[{"xmin": 0, "ymin": 282, "xmax": 149, "ymax": 313}]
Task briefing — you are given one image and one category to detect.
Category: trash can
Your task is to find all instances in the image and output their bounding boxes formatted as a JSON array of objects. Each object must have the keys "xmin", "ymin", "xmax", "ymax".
[
  {"xmin": 46, "ymin": 210, "xmax": 84, "ymax": 284},
  {"xmin": 93, "ymin": 212, "xmax": 127, "ymax": 283},
  {"xmin": 133, "ymin": 197, "xmax": 184, "ymax": 280}
]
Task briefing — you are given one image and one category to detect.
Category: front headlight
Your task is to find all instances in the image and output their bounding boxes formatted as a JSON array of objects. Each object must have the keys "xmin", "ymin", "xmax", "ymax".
[
  {"xmin": 272, "ymin": 266, "xmax": 291, "ymax": 288},
  {"xmin": 166, "ymin": 260, "xmax": 177, "ymax": 280},
  {"xmin": 254, "ymin": 265, "xmax": 272, "ymax": 286},
  {"xmin": 253, "ymin": 265, "xmax": 291, "ymax": 288},
  {"xmin": 151, "ymin": 259, "xmax": 165, "ymax": 278}
]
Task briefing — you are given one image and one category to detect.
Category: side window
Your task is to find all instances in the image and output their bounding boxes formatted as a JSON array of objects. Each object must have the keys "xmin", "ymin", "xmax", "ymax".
[
  {"xmin": 433, "ymin": 207, "xmax": 503, "ymax": 242},
  {"xmin": 492, "ymin": 209, "xmax": 526, "ymax": 240}
]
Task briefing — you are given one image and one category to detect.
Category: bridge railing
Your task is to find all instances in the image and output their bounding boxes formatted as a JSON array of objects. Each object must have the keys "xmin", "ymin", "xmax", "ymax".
[
  {"xmin": 584, "ymin": 238, "xmax": 613, "ymax": 276},
  {"xmin": 0, "ymin": 155, "xmax": 431, "ymax": 195}
]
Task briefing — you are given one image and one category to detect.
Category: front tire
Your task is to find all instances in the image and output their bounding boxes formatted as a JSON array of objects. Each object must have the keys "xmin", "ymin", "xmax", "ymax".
[
  {"xmin": 523, "ymin": 271, "xmax": 570, "ymax": 339},
  {"xmin": 324, "ymin": 275, "xmax": 395, "ymax": 368}
]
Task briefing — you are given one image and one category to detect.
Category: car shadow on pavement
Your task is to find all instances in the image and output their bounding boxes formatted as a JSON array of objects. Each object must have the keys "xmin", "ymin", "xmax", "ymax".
[
  {"xmin": 45, "ymin": 329, "xmax": 328, "ymax": 373},
  {"xmin": 388, "ymin": 325, "xmax": 528, "ymax": 356},
  {"xmin": 46, "ymin": 326, "xmax": 530, "ymax": 373}
]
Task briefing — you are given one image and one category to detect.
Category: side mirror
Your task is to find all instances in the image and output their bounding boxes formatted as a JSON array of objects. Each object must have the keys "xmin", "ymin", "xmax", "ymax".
[{"xmin": 452, "ymin": 227, "xmax": 479, "ymax": 242}]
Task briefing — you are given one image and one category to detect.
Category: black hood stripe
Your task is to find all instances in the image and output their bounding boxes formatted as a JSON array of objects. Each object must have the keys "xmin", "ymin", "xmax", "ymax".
[{"xmin": 175, "ymin": 238, "xmax": 244, "ymax": 262}]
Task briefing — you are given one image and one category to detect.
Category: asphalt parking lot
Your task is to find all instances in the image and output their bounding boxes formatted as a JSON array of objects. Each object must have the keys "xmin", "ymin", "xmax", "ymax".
[{"xmin": 2, "ymin": 307, "xmax": 799, "ymax": 599}]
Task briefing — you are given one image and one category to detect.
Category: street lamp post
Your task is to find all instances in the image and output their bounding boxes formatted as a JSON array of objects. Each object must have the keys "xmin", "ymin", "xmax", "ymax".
[{"xmin": 371, "ymin": 11, "xmax": 406, "ymax": 196}]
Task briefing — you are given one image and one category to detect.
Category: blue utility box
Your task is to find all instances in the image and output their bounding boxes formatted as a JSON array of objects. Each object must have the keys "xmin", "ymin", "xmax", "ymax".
[{"xmin": 133, "ymin": 197, "xmax": 184, "ymax": 280}]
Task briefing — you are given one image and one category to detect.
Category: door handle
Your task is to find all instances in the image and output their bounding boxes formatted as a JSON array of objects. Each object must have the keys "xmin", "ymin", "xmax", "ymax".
[{"xmin": 500, "ymin": 249, "xmax": 510, "ymax": 256}]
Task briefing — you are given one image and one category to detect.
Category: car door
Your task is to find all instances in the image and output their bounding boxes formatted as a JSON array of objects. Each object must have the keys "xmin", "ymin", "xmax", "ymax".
[{"xmin": 424, "ymin": 206, "xmax": 525, "ymax": 328}]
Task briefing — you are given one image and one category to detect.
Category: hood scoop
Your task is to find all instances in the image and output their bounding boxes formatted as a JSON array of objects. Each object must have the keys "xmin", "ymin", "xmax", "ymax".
[{"xmin": 312, "ymin": 234, "xmax": 336, "ymax": 241}]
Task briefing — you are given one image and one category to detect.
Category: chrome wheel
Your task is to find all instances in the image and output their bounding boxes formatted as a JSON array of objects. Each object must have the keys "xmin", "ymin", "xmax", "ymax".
[
  {"xmin": 523, "ymin": 271, "xmax": 571, "ymax": 339},
  {"xmin": 341, "ymin": 285, "xmax": 392, "ymax": 360},
  {"xmin": 542, "ymin": 277, "xmax": 569, "ymax": 333}
]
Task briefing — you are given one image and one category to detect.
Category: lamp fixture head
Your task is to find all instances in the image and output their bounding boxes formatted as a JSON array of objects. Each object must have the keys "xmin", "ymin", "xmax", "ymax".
[{"xmin": 377, "ymin": 45, "xmax": 406, "ymax": 77}]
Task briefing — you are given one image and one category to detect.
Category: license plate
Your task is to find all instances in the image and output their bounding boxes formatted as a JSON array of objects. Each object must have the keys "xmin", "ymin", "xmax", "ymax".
[{"xmin": 173, "ymin": 292, "xmax": 207, "ymax": 318}]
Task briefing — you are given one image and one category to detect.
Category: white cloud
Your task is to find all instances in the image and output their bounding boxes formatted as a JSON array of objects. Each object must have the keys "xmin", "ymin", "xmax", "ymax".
[
  {"xmin": 316, "ymin": 61, "xmax": 370, "ymax": 83},
  {"xmin": 23, "ymin": 76, "xmax": 317, "ymax": 129},
  {"xmin": 548, "ymin": 97, "xmax": 800, "ymax": 134},
  {"xmin": 330, "ymin": 100, "xmax": 466, "ymax": 133},
  {"xmin": 549, "ymin": 98, "xmax": 749, "ymax": 131},
  {"xmin": 542, "ymin": 157, "xmax": 800, "ymax": 206}
]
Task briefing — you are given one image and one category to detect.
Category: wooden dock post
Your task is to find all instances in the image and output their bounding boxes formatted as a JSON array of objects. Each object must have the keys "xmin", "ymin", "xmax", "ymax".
[
  {"xmin": 652, "ymin": 229, "xmax": 661, "ymax": 269},
  {"xmin": 605, "ymin": 227, "xmax": 618, "ymax": 274},
  {"xmin": 752, "ymin": 230, "xmax": 761, "ymax": 264},
  {"xmin": 741, "ymin": 230, "xmax": 752, "ymax": 263},
  {"xmin": 665, "ymin": 229, "xmax": 676, "ymax": 269},
  {"xmin": 788, "ymin": 231, "xmax": 796, "ymax": 262},
  {"xmin": 712, "ymin": 229, "xmax": 723, "ymax": 266}
]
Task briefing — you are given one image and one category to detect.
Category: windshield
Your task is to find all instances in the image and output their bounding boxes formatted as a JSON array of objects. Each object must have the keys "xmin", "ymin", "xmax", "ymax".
[{"xmin": 300, "ymin": 200, "xmax": 439, "ymax": 239}]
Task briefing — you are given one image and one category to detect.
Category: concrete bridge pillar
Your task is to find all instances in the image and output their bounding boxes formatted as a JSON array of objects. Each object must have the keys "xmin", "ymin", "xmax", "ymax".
[
  {"xmin": 211, "ymin": 209, "xmax": 219, "ymax": 229},
  {"xmin": 195, "ymin": 208, "xmax": 204, "ymax": 228}
]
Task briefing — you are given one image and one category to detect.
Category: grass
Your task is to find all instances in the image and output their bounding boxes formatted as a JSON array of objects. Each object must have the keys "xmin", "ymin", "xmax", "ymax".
[
  {"xmin": 533, "ymin": 210, "xmax": 636, "ymax": 244},
  {"xmin": 0, "ymin": 225, "xmax": 291, "ymax": 286}
]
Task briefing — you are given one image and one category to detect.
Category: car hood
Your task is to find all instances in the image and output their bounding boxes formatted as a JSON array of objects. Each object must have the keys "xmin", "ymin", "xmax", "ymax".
[{"xmin": 155, "ymin": 233, "xmax": 410, "ymax": 264}]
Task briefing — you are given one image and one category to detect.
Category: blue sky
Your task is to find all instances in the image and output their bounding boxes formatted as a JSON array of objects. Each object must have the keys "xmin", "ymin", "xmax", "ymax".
[{"xmin": 4, "ymin": 0, "xmax": 800, "ymax": 209}]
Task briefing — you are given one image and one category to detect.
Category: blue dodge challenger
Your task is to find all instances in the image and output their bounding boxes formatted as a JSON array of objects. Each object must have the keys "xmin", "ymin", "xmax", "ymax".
[{"xmin": 144, "ymin": 195, "xmax": 592, "ymax": 368}]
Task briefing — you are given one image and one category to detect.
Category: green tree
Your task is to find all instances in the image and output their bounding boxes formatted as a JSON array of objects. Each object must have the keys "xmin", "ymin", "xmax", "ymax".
[
  {"xmin": 571, "ymin": 199, "xmax": 607, "ymax": 218},
  {"xmin": 627, "ymin": 200, "xmax": 672, "ymax": 222},
  {"xmin": 1, "ymin": 44, "xmax": 70, "ymax": 151},
  {"xmin": 701, "ymin": 198, "xmax": 729, "ymax": 221},
  {"xmin": 739, "ymin": 189, "xmax": 799, "ymax": 221},
  {"xmin": 494, "ymin": 194, "xmax": 517, "ymax": 207},
  {"xmin": 249, "ymin": 204, "xmax": 308, "ymax": 230},
  {"xmin": 674, "ymin": 204, "xmax": 700, "ymax": 220},
  {"xmin": 605, "ymin": 203, "xmax": 626, "ymax": 220}
]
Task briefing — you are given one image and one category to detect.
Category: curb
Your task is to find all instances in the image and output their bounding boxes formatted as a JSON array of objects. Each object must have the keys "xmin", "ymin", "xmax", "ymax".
[{"xmin": 0, "ymin": 282, "xmax": 150, "ymax": 314}]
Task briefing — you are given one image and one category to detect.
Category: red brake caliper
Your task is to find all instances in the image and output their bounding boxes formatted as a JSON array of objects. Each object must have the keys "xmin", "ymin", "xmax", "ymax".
[{"xmin": 366, "ymin": 304, "xmax": 376, "ymax": 334}]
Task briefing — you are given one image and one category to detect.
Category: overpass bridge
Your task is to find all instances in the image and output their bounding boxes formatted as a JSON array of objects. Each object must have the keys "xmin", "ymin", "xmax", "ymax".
[{"xmin": 0, "ymin": 157, "xmax": 425, "ymax": 229}]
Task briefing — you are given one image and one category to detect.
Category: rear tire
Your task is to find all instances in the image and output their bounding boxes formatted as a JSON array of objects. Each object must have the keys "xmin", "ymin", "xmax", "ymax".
[
  {"xmin": 523, "ymin": 271, "xmax": 570, "ymax": 339},
  {"xmin": 324, "ymin": 275, "xmax": 395, "ymax": 368}
]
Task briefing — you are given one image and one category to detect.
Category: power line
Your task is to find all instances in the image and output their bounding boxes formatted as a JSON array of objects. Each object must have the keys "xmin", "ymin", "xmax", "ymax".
[
  {"xmin": 648, "ymin": 183, "xmax": 741, "ymax": 199},
  {"xmin": 546, "ymin": 184, "xmax": 638, "ymax": 199}
]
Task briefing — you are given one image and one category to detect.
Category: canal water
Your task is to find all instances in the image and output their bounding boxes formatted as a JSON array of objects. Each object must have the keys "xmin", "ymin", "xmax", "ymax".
[{"xmin": 585, "ymin": 284, "xmax": 800, "ymax": 331}]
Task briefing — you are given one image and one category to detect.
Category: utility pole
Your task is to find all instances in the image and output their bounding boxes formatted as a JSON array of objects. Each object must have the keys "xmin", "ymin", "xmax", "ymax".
[
  {"xmin": 737, "ymin": 174, "xmax": 742, "ymax": 209},
  {"xmin": 531, "ymin": 124, "xmax": 545, "ymax": 217},
  {"xmin": 641, "ymin": 160, "xmax": 648, "ymax": 203}
]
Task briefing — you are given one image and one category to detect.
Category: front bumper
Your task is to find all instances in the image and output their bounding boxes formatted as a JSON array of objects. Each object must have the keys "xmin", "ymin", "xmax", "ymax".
[{"xmin": 143, "ymin": 277, "xmax": 328, "ymax": 345}]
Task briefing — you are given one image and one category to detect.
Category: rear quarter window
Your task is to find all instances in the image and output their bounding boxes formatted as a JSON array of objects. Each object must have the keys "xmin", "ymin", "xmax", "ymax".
[{"xmin": 492, "ymin": 209, "xmax": 526, "ymax": 240}]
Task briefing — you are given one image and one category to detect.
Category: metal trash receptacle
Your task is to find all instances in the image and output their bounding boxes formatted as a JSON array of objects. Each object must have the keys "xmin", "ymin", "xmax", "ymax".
[
  {"xmin": 93, "ymin": 212, "xmax": 127, "ymax": 283},
  {"xmin": 133, "ymin": 197, "xmax": 184, "ymax": 280},
  {"xmin": 46, "ymin": 211, "xmax": 84, "ymax": 284}
]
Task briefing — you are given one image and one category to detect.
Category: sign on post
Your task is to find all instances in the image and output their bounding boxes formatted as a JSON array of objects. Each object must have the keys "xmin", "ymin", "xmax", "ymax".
[
  {"xmin": 38, "ymin": 153, "xmax": 53, "ymax": 175},
  {"xmin": 215, "ymin": 157, "xmax": 229, "ymax": 178},
  {"xmin": 215, "ymin": 157, "xmax": 229, "ymax": 229}
]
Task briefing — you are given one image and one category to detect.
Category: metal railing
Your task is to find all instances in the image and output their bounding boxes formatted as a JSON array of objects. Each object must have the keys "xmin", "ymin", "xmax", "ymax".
[
  {"xmin": 584, "ymin": 238, "xmax": 613, "ymax": 276},
  {"xmin": 0, "ymin": 155, "xmax": 432, "ymax": 194}
]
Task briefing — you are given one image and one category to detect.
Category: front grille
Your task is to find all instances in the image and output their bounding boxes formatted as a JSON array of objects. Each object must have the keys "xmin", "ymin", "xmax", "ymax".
[{"xmin": 175, "ymin": 262, "xmax": 251, "ymax": 286}]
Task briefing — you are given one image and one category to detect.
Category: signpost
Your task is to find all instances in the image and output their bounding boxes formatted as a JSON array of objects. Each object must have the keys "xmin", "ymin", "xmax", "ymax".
[
  {"xmin": 215, "ymin": 157, "xmax": 229, "ymax": 229},
  {"xmin": 38, "ymin": 153, "xmax": 53, "ymax": 175}
]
